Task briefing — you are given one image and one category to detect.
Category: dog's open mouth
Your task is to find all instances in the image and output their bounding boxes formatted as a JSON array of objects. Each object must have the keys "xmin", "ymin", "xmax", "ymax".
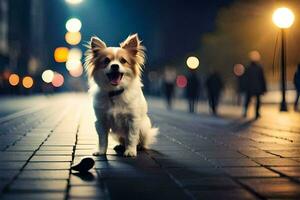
[{"xmin": 106, "ymin": 72, "xmax": 124, "ymax": 86}]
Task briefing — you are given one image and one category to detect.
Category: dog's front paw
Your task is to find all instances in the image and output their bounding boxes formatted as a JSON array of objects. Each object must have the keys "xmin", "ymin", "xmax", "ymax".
[
  {"xmin": 123, "ymin": 149, "xmax": 137, "ymax": 157},
  {"xmin": 93, "ymin": 151, "xmax": 106, "ymax": 156}
]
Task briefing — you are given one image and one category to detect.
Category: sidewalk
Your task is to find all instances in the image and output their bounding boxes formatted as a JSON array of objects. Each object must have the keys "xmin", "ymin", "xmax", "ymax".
[{"xmin": 0, "ymin": 93, "xmax": 300, "ymax": 200}]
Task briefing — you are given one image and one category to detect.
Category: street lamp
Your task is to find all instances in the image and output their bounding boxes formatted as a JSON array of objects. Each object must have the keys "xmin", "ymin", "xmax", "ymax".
[{"xmin": 272, "ymin": 7, "xmax": 295, "ymax": 111}]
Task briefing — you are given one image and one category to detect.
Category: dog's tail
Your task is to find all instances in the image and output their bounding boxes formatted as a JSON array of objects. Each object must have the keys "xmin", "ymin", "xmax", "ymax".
[{"xmin": 139, "ymin": 117, "xmax": 159, "ymax": 149}]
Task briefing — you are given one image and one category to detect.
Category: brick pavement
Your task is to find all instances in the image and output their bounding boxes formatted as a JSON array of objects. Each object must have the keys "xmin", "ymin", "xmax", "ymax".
[{"xmin": 0, "ymin": 94, "xmax": 300, "ymax": 200}]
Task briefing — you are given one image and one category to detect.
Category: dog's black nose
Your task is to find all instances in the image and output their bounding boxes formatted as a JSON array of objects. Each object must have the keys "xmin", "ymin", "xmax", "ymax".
[{"xmin": 111, "ymin": 64, "xmax": 119, "ymax": 71}]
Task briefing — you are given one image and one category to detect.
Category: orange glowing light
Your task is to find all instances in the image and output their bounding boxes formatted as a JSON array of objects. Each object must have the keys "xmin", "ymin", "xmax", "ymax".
[
  {"xmin": 54, "ymin": 47, "xmax": 69, "ymax": 63},
  {"xmin": 176, "ymin": 75, "xmax": 187, "ymax": 88},
  {"xmin": 65, "ymin": 32, "xmax": 81, "ymax": 45},
  {"xmin": 52, "ymin": 73, "xmax": 64, "ymax": 87},
  {"xmin": 9, "ymin": 74, "xmax": 20, "ymax": 86},
  {"xmin": 22, "ymin": 76, "xmax": 34, "ymax": 89}
]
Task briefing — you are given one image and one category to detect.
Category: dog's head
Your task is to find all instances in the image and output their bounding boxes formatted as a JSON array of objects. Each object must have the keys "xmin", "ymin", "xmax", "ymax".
[{"xmin": 85, "ymin": 34, "xmax": 145, "ymax": 90}]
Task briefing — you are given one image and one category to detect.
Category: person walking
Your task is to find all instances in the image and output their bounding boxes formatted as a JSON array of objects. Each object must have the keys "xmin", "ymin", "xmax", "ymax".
[
  {"xmin": 294, "ymin": 64, "xmax": 300, "ymax": 111},
  {"xmin": 205, "ymin": 71, "xmax": 224, "ymax": 115},
  {"xmin": 186, "ymin": 70, "xmax": 200, "ymax": 113},
  {"xmin": 243, "ymin": 53, "xmax": 267, "ymax": 119},
  {"xmin": 163, "ymin": 67, "xmax": 176, "ymax": 110}
]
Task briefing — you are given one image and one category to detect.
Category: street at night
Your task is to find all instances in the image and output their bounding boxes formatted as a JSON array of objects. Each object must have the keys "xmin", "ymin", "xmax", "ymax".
[{"xmin": 0, "ymin": 94, "xmax": 300, "ymax": 199}]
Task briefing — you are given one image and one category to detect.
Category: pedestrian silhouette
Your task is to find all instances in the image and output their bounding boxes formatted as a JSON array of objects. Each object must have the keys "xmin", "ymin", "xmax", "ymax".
[
  {"xmin": 243, "ymin": 55, "xmax": 267, "ymax": 119},
  {"xmin": 205, "ymin": 71, "xmax": 224, "ymax": 115},
  {"xmin": 186, "ymin": 70, "xmax": 200, "ymax": 113},
  {"xmin": 294, "ymin": 64, "xmax": 300, "ymax": 111},
  {"xmin": 163, "ymin": 67, "xmax": 176, "ymax": 109}
]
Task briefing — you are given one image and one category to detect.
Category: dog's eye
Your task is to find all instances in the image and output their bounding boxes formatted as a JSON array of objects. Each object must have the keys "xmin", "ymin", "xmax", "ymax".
[
  {"xmin": 103, "ymin": 57, "xmax": 111, "ymax": 65},
  {"xmin": 120, "ymin": 57, "xmax": 127, "ymax": 64}
]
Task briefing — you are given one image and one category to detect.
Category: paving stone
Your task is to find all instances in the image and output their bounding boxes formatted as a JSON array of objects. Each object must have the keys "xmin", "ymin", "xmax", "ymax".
[
  {"xmin": 0, "ymin": 170, "xmax": 19, "ymax": 180},
  {"xmin": 70, "ymin": 171, "xmax": 98, "ymax": 185},
  {"xmin": 240, "ymin": 178, "xmax": 300, "ymax": 198},
  {"xmin": 253, "ymin": 158, "xmax": 300, "ymax": 166},
  {"xmin": 191, "ymin": 189, "xmax": 258, "ymax": 200},
  {"xmin": 271, "ymin": 167, "xmax": 300, "ymax": 177},
  {"xmin": 19, "ymin": 170, "xmax": 69, "ymax": 179},
  {"xmin": 69, "ymin": 186, "xmax": 107, "ymax": 198},
  {"xmin": 210, "ymin": 158, "xmax": 259, "ymax": 167},
  {"xmin": 9, "ymin": 180, "xmax": 68, "ymax": 192},
  {"xmin": 39, "ymin": 146, "xmax": 74, "ymax": 151},
  {"xmin": 239, "ymin": 150, "xmax": 278, "ymax": 158},
  {"xmin": 24, "ymin": 162, "xmax": 71, "ymax": 170},
  {"xmin": 2, "ymin": 192, "xmax": 65, "ymax": 200},
  {"xmin": 31, "ymin": 156, "xmax": 72, "ymax": 162},
  {"xmin": 223, "ymin": 167, "xmax": 280, "ymax": 177},
  {"xmin": 0, "ymin": 162, "xmax": 26, "ymax": 170},
  {"xmin": 35, "ymin": 150, "xmax": 73, "ymax": 156}
]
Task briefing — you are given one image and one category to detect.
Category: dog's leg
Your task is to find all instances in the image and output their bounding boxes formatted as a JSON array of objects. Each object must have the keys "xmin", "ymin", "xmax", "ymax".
[
  {"xmin": 124, "ymin": 121, "xmax": 139, "ymax": 157},
  {"xmin": 93, "ymin": 121, "xmax": 109, "ymax": 156}
]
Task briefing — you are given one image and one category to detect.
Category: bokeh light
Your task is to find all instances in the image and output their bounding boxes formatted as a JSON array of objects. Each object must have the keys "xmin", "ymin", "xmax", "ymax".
[
  {"xmin": 186, "ymin": 56, "xmax": 199, "ymax": 69},
  {"xmin": 22, "ymin": 76, "xmax": 34, "ymax": 89},
  {"xmin": 272, "ymin": 7, "xmax": 295, "ymax": 29},
  {"xmin": 233, "ymin": 64, "xmax": 245, "ymax": 77},
  {"xmin": 68, "ymin": 48, "xmax": 82, "ymax": 60},
  {"xmin": 176, "ymin": 75, "xmax": 187, "ymax": 88},
  {"xmin": 65, "ymin": 0, "xmax": 83, "ymax": 5},
  {"xmin": 54, "ymin": 47, "xmax": 69, "ymax": 63},
  {"xmin": 42, "ymin": 70, "xmax": 54, "ymax": 83},
  {"xmin": 8, "ymin": 74, "xmax": 19, "ymax": 86},
  {"xmin": 69, "ymin": 65, "xmax": 83, "ymax": 77},
  {"xmin": 249, "ymin": 50, "xmax": 261, "ymax": 62},
  {"xmin": 65, "ymin": 32, "xmax": 81, "ymax": 45},
  {"xmin": 65, "ymin": 18, "xmax": 82, "ymax": 32},
  {"xmin": 52, "ymin": 73, "xmax": 64, "ymax": 87},
  {"xmin": 66, "ymin": 59, "xmax": 82, "ymax": 71}
]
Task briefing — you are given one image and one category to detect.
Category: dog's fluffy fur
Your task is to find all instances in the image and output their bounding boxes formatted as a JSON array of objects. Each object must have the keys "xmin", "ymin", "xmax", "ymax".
[{"xmin": 85, "ymin": 34, "xmax": 158, "ymax": 157}]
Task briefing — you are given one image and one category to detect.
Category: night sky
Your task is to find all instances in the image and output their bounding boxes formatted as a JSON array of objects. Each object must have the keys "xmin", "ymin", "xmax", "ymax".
[{"xmin": 45, "ymin": 0, "xmax": 233, "ymax": 68}]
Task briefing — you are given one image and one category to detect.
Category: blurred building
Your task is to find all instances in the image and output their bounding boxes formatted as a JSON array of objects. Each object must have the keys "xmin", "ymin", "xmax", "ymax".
[{"xmin": 0, "ymin": 0, "xmax": 46, "ymax": 93}]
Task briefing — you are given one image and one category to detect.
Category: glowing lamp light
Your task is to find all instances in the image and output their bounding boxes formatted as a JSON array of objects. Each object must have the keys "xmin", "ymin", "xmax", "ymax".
[
  {"xmin": 52, "ymin": 73, "xmax": 64, "ymax": 87},
  {"xmin": 68, "ymin": 48, "xmax": 82, "ymax": 60},
  {"xmin": 22, "ymin": 76, "xmax": 34, "ymax": 89},
  {"xmin": 65, "ymin": 32, "xmax": 81, "ymax": 45},
  {"xmin": 65, "ymin": 0, "xmax": 83, "ymax": 5},
  {"xmin": 69, "ymin": 65, "xmax": 83, "ymax": 77},
  {"xmin": 42, "ymin": 70, "xmax": 54, "ymax": 83},
  {"xmin": 233, "ymin": 64, "xmax": 245, "ymax": 77},
  {"xmin": 66, "ymin": 18, "xmax": 82, "ymax": 32},
  {"xmin": 272, "ymin": 7, "xmax": 295, "ymax": 29},
  {"xmin": 176, "ymin": 75, "xmax": 187, "ymax": 88},
  {"xmin": 66, "ymin": 59, "xmax": 82, "ymax": 71},
  {"xmin": 9, "ymin": 74, "xmax": 19, "ymax": 86},
  {"xmin": 186, "ymin": 56, "xmax": 199, "ymax": 69},
  {"xmin": 54, "ymin": 47, "xmax": 69, "ymax": 63}
]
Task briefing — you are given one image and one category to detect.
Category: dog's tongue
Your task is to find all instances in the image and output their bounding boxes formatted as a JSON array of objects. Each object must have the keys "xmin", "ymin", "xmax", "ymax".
[{"xmin": 110, "ymin": 74, "xmax": 122, "ymax": 85}]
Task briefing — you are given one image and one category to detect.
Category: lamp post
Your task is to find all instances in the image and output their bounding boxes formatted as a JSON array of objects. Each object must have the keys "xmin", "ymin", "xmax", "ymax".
[{"xmin": 272, "ymin": 7, "xmax": 295, "ymax": 111}]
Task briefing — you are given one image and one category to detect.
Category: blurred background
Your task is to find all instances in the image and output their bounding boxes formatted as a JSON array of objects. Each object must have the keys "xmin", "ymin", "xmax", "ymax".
[{"xmin": 0, "ymin": 0, "xmax": 300, "ymax": 103}]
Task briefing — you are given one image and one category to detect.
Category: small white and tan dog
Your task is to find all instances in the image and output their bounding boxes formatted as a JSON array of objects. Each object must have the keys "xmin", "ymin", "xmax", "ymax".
[{"xmin": 85, "ymin": 34, "xmax": 158, "ymax": 157}]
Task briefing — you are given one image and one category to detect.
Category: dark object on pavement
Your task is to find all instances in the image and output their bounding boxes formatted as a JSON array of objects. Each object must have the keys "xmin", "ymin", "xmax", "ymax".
[{"xmin": 71, "ymin": 157, "xmax": 95, "ymax": 172}]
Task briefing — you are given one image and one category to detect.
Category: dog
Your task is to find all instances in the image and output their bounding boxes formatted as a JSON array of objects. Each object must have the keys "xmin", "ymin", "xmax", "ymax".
[{"xmin": 85, "ymin": 34, "xmax": 158, "ymax": 157}]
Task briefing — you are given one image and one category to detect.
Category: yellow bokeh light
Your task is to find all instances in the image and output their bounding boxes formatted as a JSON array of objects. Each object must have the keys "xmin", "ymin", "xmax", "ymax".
[
  {"xmin": 69, "ymin": 65, "xmax": 83, "ymax": 77},
  {"xmin": 9, "ymin": 74, "xmax": 19, "ymax": 86},
  {"xmin": 66, "ymin": 59, "xmax": 82, "ymax": 71},
  {"xmin": 68, "ymin": 48, "xmax": 82, "ymax": 60},
  {"xmin": 66, "ymin": 18, "xmax": 82, "ymax": 32},
  {"xmin": 22, "ymin": 76, "xmax": 34, "ymax": 89},
  {"xmin": 272, "ymin": 7, "xmax": 295, "ymax": 29},
  {"xmin": 65, "ymin": 0, "xmax": 83, "ymax": 5},
  {"xmin": 54, "ymin": 47, "xmax": 69, "ymax": 63},
  {"xmin": 42, "ymin": 70, "xmax": 54, "ymax": 83},
  {"xmin": 65, "ymin": 32, "xmax": 81, "ymax": 45},
  {"xmin": 186, "ymin": 56, "xmax": 199, "ymax": 69}
]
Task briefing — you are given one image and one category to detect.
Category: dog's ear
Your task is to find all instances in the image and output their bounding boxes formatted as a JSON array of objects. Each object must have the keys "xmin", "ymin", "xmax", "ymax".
[
  {"xmin": 90, "ymin": 37, "xmax": 106, "ymax": 53},
  {"xmin": 120, "ymin": 34, "xmax": 143, "ymax": 55}
]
